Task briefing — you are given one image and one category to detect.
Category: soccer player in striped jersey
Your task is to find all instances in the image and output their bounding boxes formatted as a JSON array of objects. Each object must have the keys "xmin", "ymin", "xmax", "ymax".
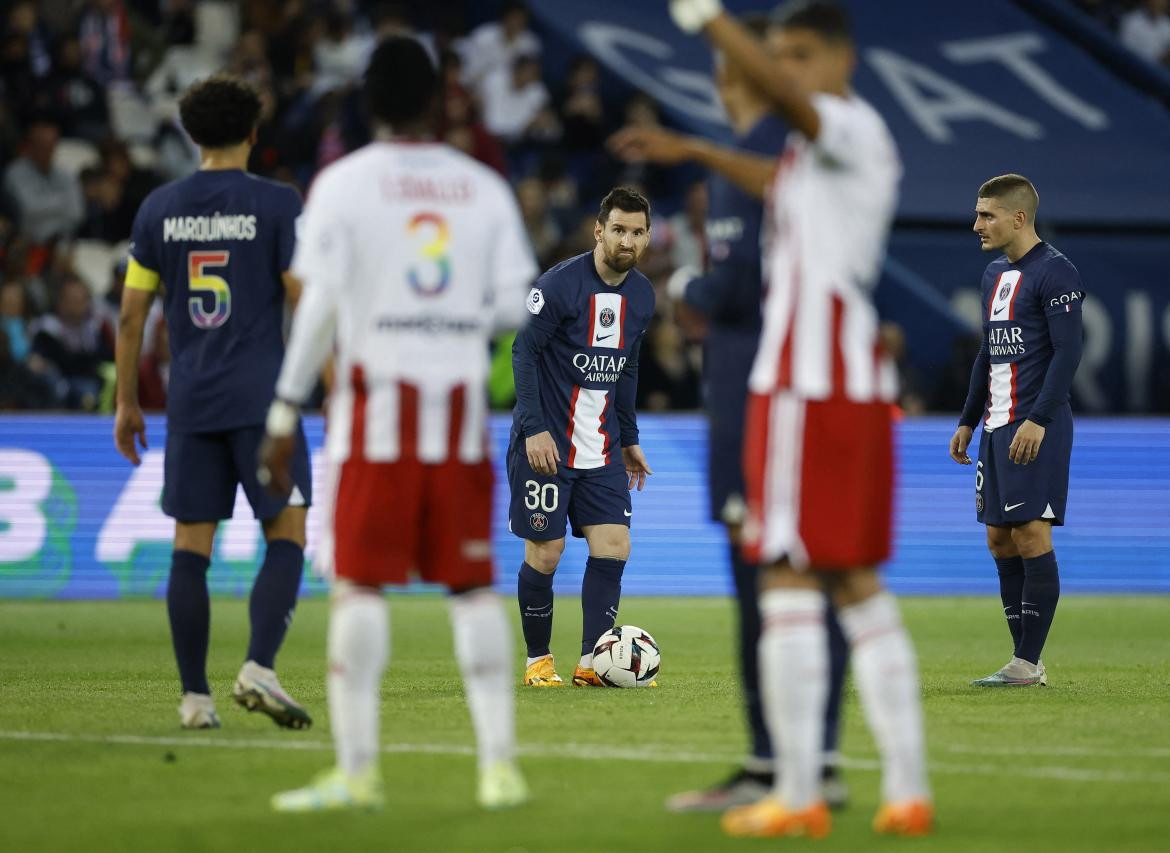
[
  {"xmin": 950, "ymin": 174, "xmax": 1084, "ymax": 688},
  {"xmin": 114, "ymin": 75, "xmax": 312, "ymax": 731},
  {"xmin": 509, "ymin": 187, "xmax": 656, "ymax": 689},
  {"xmin": 261, "ymin": 37, "xmax": 536, "ymax": 812},
  {"xmin": 669, "ymin": 0, "xmax": 932, "ymax": 838}
]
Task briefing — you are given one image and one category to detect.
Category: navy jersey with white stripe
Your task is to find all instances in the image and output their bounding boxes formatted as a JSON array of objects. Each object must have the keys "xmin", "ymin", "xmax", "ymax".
[
  {"xmin": 980, "ymin": 242, "xmax": 1084, "ymax": 430},
  {"xmin": 512, "ymin": 252, "xmax": 655, "ymax": 469},
  {"xmin": 127, "ymin": 169, "xmax": 301, "ymax": 432}
]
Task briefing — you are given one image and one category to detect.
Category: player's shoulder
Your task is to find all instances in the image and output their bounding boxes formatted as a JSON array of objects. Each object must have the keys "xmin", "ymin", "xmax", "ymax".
[
  {"xmin": 536, "ymin": 252, "xmax": 590, "ymax": 290},
  {"xmin": 1032, "ymin": 242, "xmax": 1079, "ymax": 275},
  {"xmin": 241, "ymin": 172, "xmax": 303, "ymax": 206},
  {"xmin": 624, "ymin": 267, "xmax": 655, "ymax": 307},
  {"xmin": 134, "ymin": 174, "xmax": 191, "ymax": 218}
]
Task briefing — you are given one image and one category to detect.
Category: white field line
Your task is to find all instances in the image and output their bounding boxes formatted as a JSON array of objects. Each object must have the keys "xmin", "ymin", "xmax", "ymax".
[{"xmin": 3, "ymin": 730, "xmax": 1170, "ymax": 786}]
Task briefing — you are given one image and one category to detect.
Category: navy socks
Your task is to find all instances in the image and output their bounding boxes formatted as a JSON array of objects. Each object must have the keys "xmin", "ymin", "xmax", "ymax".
[
  {"xmin": 167, "ymin": 550, "xmax": 211, "ymax": 695},
  {"xmin": 517, "ymin": 562, "xmax": 555, "ymax": 658},
  {"xmin": 730, "ymin": 545, "xmax": 771, "ymax": 762},
  {"xmin": 995, "ymin": 555, "xmax": 1026, "ymax": 653},
  {"xmin": 1018, "ymin": 551, "xmax": 1060, "ymax": 665},
  {"xmin": 823, "ymin": 600, "xmax": 849, "ymax": 756},
  {"xmin": 246, "ymin": 539, "xmax": 305, "ymax": 669},
  {"xmin": 581, "ymin": 556, "xmax": 624, "ymax": 656}
]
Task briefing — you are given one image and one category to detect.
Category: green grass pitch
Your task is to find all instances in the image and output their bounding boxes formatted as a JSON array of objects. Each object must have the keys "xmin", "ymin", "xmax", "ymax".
[{"xmin": 1, "ymin": 595, "xmax": 1168, "ymax": 852}]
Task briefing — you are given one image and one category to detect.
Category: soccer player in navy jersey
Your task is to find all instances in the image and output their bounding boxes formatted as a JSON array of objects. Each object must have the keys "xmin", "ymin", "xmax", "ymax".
[
  {"xmin": 611, "ymin": 15, "xmax": 847, "ymax": 812},
  {"xmin": 950, "ymin": 174, "xmax": 1085, "ymax": 687},
  {"xmin": 510, "ymin": 187, "xmax": 656, "ymax": 689},
  {"xmin": 114, "ymin": 75, "xmax": 313, "ymax": 729}
]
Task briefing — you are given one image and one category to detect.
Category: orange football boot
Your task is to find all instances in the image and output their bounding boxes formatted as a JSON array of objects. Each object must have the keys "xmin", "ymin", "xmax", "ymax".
[
  {"xmin": 873, "ymin": 799, "xmax": 934, "ymax": 836},
  {"xmin": 571, "ymin": 665, "xmax": 605, "ymax": 686},
  {"xmin": 721, "ymin": 798, "xmax": 831, "ymax": 839},
  {"xmin": 522, "ymin": 655, "xmax": 564, "ymax": 687}
]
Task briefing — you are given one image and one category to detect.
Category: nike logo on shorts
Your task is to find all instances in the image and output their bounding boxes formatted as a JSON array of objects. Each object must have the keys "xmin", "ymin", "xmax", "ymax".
[
  {"xmin": 1004, "ymin": 502, "xmax": 1025, "ymax": 512},
  {"xmin": 623, "ymin": 509, "xmax": 632, "ymax": 517}
]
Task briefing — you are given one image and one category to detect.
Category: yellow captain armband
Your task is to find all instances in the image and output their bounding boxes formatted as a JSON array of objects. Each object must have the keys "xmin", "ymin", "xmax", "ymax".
[{"xmin": 125, "ymin": 256, "xmax": 160, "ymax": 292}]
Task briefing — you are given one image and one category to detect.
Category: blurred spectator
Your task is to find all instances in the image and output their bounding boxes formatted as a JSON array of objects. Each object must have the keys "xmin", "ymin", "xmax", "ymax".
[
  {"xmin": 7, "ymin": 1, "xmax": 52, "ymax": 78},
  {"xmin": 79, "ymin": 139, "xmax": 160, "ymax": 242},
  {"xmin": 44, "ymin": 36, "xmax": 110, "ymax": 142},
  {"xmin": 481, "ymin": 54, "xmax": 554, "ymax": 145},
  {"xmin": 637, "ymin": 316, "xmax": 702, "ymax": 411},
  {"xmin": 1, "ymin": 280, "xmax": 33, "ymax": 362},
  {"xmin": 311, "ymin": 7, "xmax": 374, "ymax": 97},
  {"xmin": 667, "ymin": 180, "xmax": 707, "ymax": 271},
  {"xmin": 29, "ymin": 275, "xmax": 113, "ymax": 410},
  {"xmin": 515, "ymin": 176, "xmax": 560, "ymax": 266},
  {"xmin": 3, "ymin": 121, "xmax": 85, "ymax": 244},
  {"xmin": 880, "ymin": 322, "xmax": 927, "ymax": 416},
  {"xmin": 79, "ymin": 0, "xmax": 133, "ymax": 86},
  {"xmin": 460, "ymin": 0, "xmax": 541, "ymax": 97},
  {"xmin": 1119, "ymin": 0, "xmax": 1170, "ymax": 66},
  {"xmin": 560, "ymin": 55, "xmax": 605, "ymax": 151},
  {"xmin": 438, "ymin": 50, "xmax": 507, "ymax": 174},
  {"xmin": 0, "ymin": 325, "xmax": 56, "ymax": 409},
  {"xmin": 162, "ymin": 0, "xmax": 197, "ymax": 46}
]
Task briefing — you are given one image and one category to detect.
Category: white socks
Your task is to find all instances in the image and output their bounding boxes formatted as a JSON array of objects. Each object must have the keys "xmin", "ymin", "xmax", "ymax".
[
  {"xmin": 838, "ymin": 593, "xmax": 930, "ymax": 804},
  {"xmin": 327, "ymin": 588, "xmax": 389, "ymax": 777},
  {"xmin": 758, "ymin": 588, "xmax": 828, "ymax": 810},
  {"xmin": 450, "ymin": 589, "xmax": 516, "ymax": 769}
]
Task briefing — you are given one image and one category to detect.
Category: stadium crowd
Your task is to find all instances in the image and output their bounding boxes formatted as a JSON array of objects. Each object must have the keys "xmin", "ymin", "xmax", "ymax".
[{"xmin": 2, "ymin": 0, "xmax": 1162, "ymax": 414}]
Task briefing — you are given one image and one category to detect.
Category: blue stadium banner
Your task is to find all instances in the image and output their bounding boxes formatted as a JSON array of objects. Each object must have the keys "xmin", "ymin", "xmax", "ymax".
[
  {"xmin": 529, "ymin": 0, "xmax": 1170, "ymax": 225},
  {"xmin": 1, "ymin": 415, "xmax": 1167, "ymax": 598}
]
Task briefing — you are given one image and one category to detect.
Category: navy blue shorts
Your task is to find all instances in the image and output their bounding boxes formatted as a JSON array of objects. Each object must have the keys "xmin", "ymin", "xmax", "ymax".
[
  {"xmin": 975, "ymin": 406, "xmax": 1072, "ymax": 527},
  {"xmin": 163, "ymin": 424, "xmax": 312, "ymax": 523},
  {"xmin": 506, "ymin": 435, "xmax": 631, "ymax": 541}
]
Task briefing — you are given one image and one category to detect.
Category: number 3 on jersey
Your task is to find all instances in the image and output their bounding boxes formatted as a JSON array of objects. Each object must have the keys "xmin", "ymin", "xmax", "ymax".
[{"xmin": 188, "ymin": 250, "xmax": 231, "ymax": 329}]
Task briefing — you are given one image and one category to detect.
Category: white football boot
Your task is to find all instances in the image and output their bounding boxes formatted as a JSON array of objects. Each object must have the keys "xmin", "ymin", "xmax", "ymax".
[
  {"xmin": 178, "ymin": 692, "xmax": 221, "ymax": 729},
  {"xmin": 971, "ymin": 656, "xmax": 1045, "ymax": 687},
  {"xmin": 233, "ymin": 660, "xmax": 312, "ymax": 729}
]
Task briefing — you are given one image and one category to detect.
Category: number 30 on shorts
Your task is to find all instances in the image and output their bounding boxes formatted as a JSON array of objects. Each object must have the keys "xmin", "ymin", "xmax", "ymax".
[{"xmin": 524, "ymin": 480, "xmax": 559, "ymax": 512}]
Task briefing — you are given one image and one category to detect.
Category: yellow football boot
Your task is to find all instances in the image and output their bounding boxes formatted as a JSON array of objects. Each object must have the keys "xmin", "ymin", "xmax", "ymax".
[
  {"xmin": 523, "ymin": 654, "xmax": 564, "ymax": 687},
  {"xmin": 571, "ymin": 665, "xmax": 605, "ymax": 686},
  {"xmin": 721, "ymin": 798, "xmax": 831, "ymax": 839},
  {"xmin": 873, "ymin": 799, "xmax": 934, "ymax": 836}
]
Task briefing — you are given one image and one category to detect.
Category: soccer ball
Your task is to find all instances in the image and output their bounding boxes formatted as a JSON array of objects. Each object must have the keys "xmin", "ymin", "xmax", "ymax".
[{"xmin": 591, "ymin": 625, "xmax": 661, "ymax": 688}]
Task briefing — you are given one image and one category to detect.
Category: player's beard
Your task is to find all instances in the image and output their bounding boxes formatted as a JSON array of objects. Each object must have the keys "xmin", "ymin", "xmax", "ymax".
[{"xmin": 602, "ymin": 245, "xmax": 639, "ymax": 273}]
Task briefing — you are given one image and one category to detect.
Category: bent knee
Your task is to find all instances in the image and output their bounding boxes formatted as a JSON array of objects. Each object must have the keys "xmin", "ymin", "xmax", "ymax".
[
  {"xmin": 985, "ymin": 525, "xmax": 1016, "ymax": 557},
  {"xmin": 525, "ymin": 538, "xmax": 565, "ymax": 573}
]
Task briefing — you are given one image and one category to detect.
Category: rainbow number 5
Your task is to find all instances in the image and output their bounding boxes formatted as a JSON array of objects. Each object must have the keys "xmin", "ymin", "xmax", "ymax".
[
  {"xmin": 187, "ymin": 250, "xmax": 231, "ymax": 329},
  {"xmin": 407, "ymin": 212, "xmax": 450, "ymax": 297}
]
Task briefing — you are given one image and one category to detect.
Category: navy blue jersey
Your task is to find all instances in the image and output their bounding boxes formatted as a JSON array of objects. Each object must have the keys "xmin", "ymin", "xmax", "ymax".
[
  {"xmin": 975, "ymin": 242, "xmax": 1084, "ymax": 430},
  {"xmin": 512, "ymin": 252, "xmax": 656, "ymax": 469},
  {"xmin": 126, "ymin": 169, "xmax": 301, "ymax": 432},
  {"xmin": 683, "ymin": 116, "xmax": 787, "ymax": 521}
]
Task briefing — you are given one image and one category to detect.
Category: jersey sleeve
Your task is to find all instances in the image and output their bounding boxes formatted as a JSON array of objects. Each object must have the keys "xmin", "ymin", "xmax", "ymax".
[
  {"xmin": 1038, "ymin": 259, "xmax": 1086, "ymax": 318},
  {"xmin": 125, "ymin": 194, "xmax": 161, "ymax": 292},
  {"xmin": 510, "ymin": 271, "xmax": 573, "ymax": 438},
  {"xmin": 275, "ymin": 186, "xmax": 304, "ymax": 273},
  {"xmin": 290, "ymin": 172, "xmax": 350, "ymax": 295},
  {"xmin": 808, "ymin": 94, "xmax": 875, "ymax": 169},
  {"xmin": 487, "ymin": 179, "xmax": 539, "ymax": 332}
]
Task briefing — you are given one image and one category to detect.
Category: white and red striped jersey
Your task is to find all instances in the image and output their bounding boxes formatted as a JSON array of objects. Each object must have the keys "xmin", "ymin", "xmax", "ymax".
[
  {"xmin": 750, "ymin": 93, "xmax": 901, "ymax": 403},
  {"xmin": 275, "ymin": 141, "xmax": 537, "ymax": 463}
]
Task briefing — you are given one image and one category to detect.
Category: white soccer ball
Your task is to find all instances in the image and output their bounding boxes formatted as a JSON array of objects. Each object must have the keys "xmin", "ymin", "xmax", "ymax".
[{"xmin": 592, "ymin": 625, "xmax": 661, "ymax": 688}]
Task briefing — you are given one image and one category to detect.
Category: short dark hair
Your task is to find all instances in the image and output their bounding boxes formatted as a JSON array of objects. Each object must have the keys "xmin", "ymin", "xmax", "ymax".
[
  {"xmin": 179, "ymin": 74, "xmax": 262, "ymax": 149},
  {"xmin": 364, "ymin": 36, "xmax": 437, "ymax": 128},
  {"xmin": 769, "ymin": 0, "xmax": 852, "ymax": 43},
  {"xmin": 978, "ymin": 173, "xmax": 1039, "ymax": 220},
  {"xmin": 597, "ymin": 186, "xmax": 651, "ymax": 228}
]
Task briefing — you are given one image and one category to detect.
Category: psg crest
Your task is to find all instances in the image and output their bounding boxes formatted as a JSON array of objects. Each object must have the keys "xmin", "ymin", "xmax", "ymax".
[
  {"xmin": 529, "ymin": 512, "xmax": 548, "ymax": 532},
  {"xmin": 975, "ymin": 494, "xmax": 984, "ymax": 513},
  {"xmin": 599, "ymin": 307, "xmax": 616, "ymax": 328},
  {"xmin": 998, "ymin": 284, "xmax": 1011, "ymax": 301}
]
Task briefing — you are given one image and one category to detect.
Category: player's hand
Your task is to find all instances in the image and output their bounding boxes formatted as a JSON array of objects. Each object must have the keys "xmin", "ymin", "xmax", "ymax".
[
  {"xmin": 669, "ymin": 0, "xmax": 724, "ymax": 33},
  {"xmin": 1009, "ymin": 420, "xmax": 1046, "ymax": 465},
  {"xmin": 258, "ymin": 433, "xmax": 295, "ymax": 496},
  {"xmin": 622, "ymin": 445, "xmax": 653, "ymax": 491},
  {"xmin": 949, "ymin": 425, "xmax": 974, "ymax": 465},
  {"xmin": 526, "ymin": 431, "xmax": 560, "ymax": 476},
  {"xmin": 114, "ymin": 403, "xmax": 148, "ymax": 466},
  {"xmin": 608, "ymin": 126, "xmax": 694, "ymax": 166}
]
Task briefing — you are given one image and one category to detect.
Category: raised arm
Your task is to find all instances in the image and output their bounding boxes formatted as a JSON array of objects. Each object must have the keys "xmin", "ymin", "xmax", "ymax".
[{"xmin": 608, "ymin": 126, "xmax": 775, "ymax": 200}]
